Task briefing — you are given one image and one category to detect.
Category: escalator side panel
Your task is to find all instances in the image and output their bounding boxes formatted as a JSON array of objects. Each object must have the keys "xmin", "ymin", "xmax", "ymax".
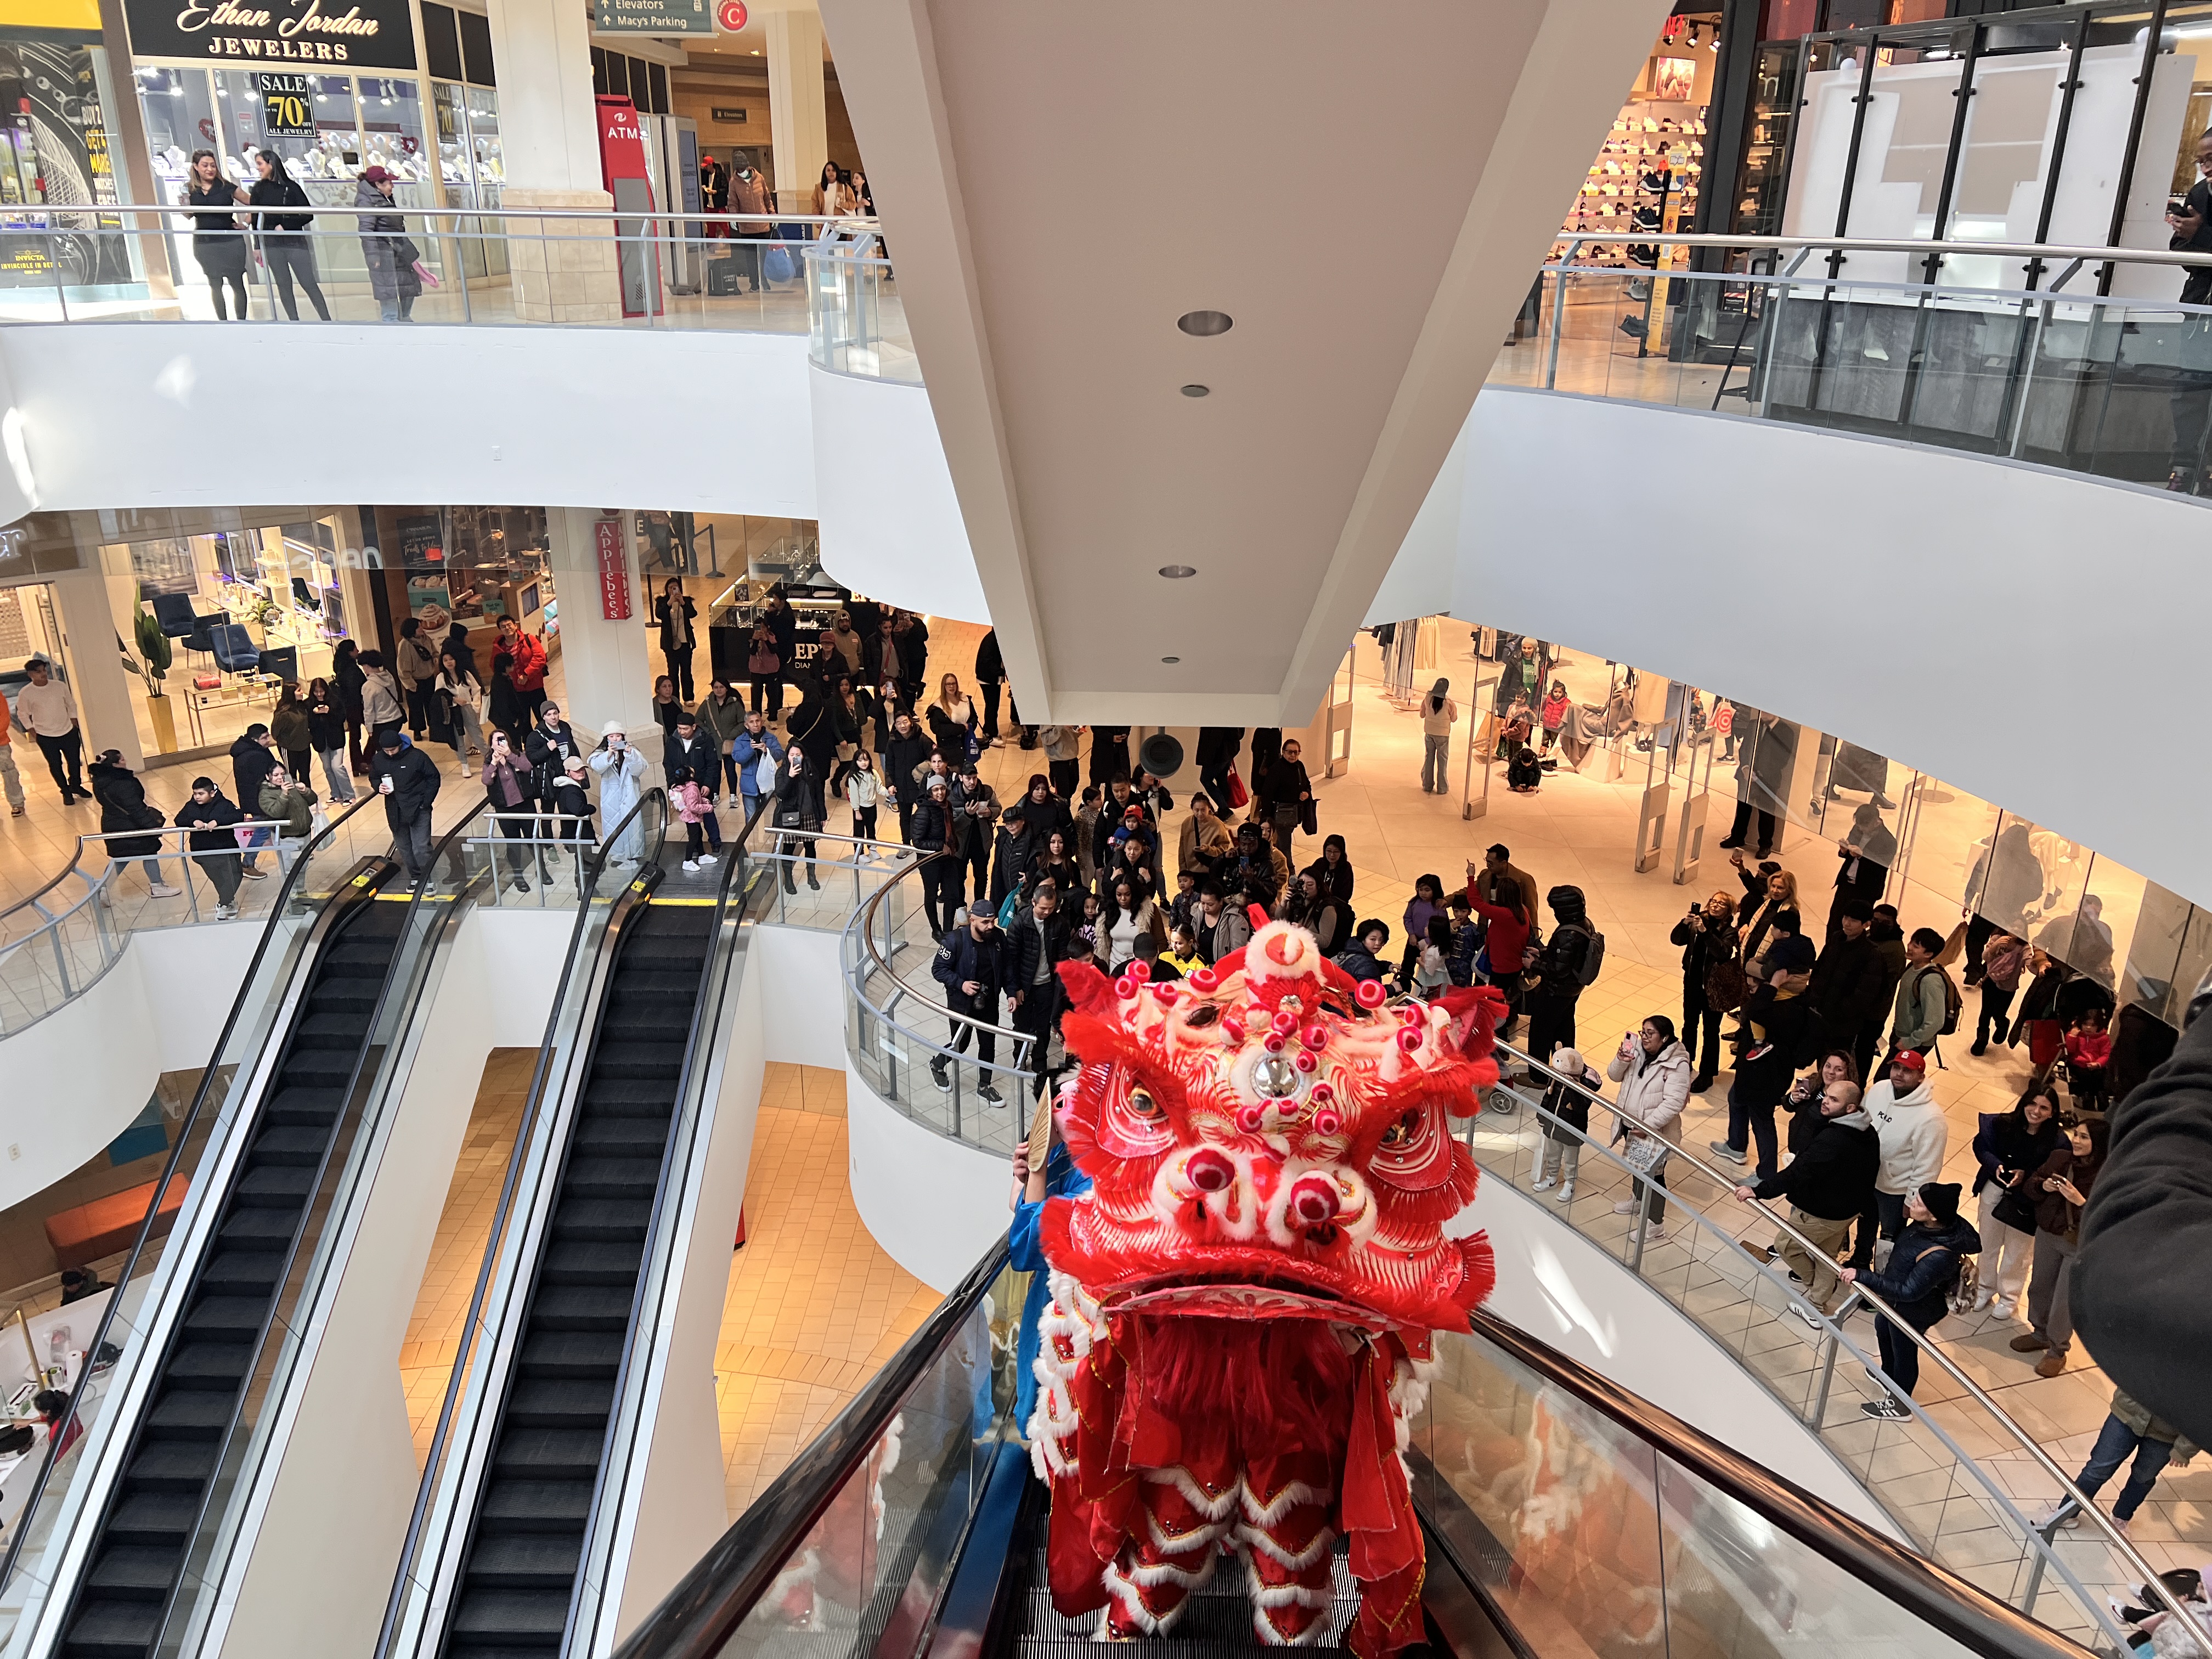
[
  {"xmin": 59, "ymin": 875, "xmax": 402, "ymax": 1659},
  {"xmin": 442, "ymin": 902, "xmax": 716, "ymax": 1654}
]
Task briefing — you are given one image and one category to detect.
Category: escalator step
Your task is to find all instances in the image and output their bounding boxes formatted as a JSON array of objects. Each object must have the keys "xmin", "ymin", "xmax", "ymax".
[
  {"xmin": 464, "ymin": 1531, "xmax": 583, "ymax": 1588},
  {"xmin": 578, "ymin": 1081, "xmax": 679, "ymax": 1115},
  {"xmin": 295, "ymin": 1011, "xmax": 371, "ymax": 1049},
  {"xmin": 199, "ymin": 1249, "xmax": 283, "ymax": 1292},
  {"xmin": 324, "ymin": 944, "xmax": 397, "ymax": 976},
  {"xmin": 247, "ymin": 1125, "xmax": 329, "ymax": 1166},
  {"xmin": 164, "ymin": 1343, "xmax": 252, "ymax": 1389},
  {"xmin": 236, "ymin": 1165, "xmax": 314, "ymax": 1205},
  {"xmin": 182, "ymin": 1297, "xmax": 268, "ymax": 1337},
  {"xmin": 105, "ymin": 1491, "xmax": 198, "ymax": 1544},
  {"xmin": 145, "ymin": 1391, "xmax": 233, "ymax": 1438},
  {"xmin": 572, "ymin": 1119, "xmax": 670, "ymax": 1156},
  {"xmin": 561, "ymin": 1159, "xmax": 663, "ymax": 1200},
  {"xmin": 266, "ymin": 1087, "xmax": 344, "ymax": 1127},
  {"xmin": 280, "ymin": 1051, "xmax": 359, "ymax": 1089},
  {"xmin": 507, "ymin": 1378, "xmax": 616, "ymax": 1427},
  {"xmin": 307, "ymin": 976, "xmax": 382, "ymax": 1009},
  {"xmin": 346, "ymin": 902, "xmax": 410, "ymax": 936},
  {"xmin": 59, "ymin": 1600, "xmax": 160, "ymax": 1658},
  {"xmin": 478, "ymin": 1479, "xmax": 592, "ymax": 1530},
  {"xmin": 448, "ymin": 1587, "xmax": 570, "ymax": 1641},
  {"xmin": 218, "ymin": 1209, "xmax": 299, "ymax": 1248},
  {"xmin": 493, "ymin": 1427, "xmax": 606, "ymax": 1479},
  {"xmin": 640, "ymin": 906, "xmax": 718, "ymax": 935},
  {"xmin": 532, "ymin": 1286, "xmax": 634, "ymax": 1331},
  {"xmin": 612, "ymin": 969, "xmax": 706, "ymax": 998},
  {"xmin": 123, "ymin": 1440, "xmax": 217, "ymax": 1492},
  {"xmin": 541, "ymin": 1241, "xmax": 645, "ymax": 1285},
  {"xmin": 590, "ymin": 1045, "xmax": 683, "ymax": 1081},
  {"xmin": 603, "ymin": 1004, "xmax": 695, "ymax": 1039},
  {"xmin": 549, "ymin": 1200, "xmax": 651, "ymax": 1242},
  {"xmin": 83, "ymin": 1544, "xmax": 180, "ymax": 1599},
  {"xmin": 519, "ymin": 1330, "xmax": 623, "ymax": 1378}
]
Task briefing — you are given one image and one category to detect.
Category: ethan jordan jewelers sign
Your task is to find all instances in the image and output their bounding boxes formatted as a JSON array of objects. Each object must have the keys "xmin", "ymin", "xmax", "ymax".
[{"xmin": 122, "ymin": 0, "xmax": 420, "ymax": 70}]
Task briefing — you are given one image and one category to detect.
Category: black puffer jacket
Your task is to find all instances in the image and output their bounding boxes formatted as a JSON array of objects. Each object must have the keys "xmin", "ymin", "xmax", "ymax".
[
  {"xmin": 1858, "ymin": 1212, "xmax": 1981, "ymax": 1324},
  {"xmin": 91, "ymin": 759, "xmax": 163, "ymax": 859}
]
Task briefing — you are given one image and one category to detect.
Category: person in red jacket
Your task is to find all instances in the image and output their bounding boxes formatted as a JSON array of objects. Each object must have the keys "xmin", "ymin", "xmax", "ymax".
[
  {"xmin": 1466, "ymin": 853, "xmax": 1533, "ymax": 1046},
  {"xmin": 496, "ymin": 616, "xmax": 549, "ymax": 720}
]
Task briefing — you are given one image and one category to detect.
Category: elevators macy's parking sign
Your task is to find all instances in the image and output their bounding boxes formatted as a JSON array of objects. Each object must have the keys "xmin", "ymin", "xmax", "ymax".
[{"xmin": 123, "ymin": 0, "xmax": 419, "ymax": 70}]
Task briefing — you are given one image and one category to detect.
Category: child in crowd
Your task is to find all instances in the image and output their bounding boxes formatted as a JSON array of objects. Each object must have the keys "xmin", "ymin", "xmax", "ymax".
[
  {"xmin": 1400, "ymin": 873, "xmax": 1447, "ymax": 991},
  {"xmin": 1540, "ymin": 679, "xmax": 1570, "ymax": 754},
  {"xmin": 2065, "ymin": 1007, "xmax": 2113, "ymax": 1113},
  {"xmin": 844, "ymin": 748, "xmax": 880, "ymax": 841},
  {"xmin": 1448, "ymin": 895, "xmax": 1483, "ymax": 987},
  {"xmin": 673, "ymin": 771, "xmax": 721, "ymax": 872},
  {"xmin": 1497, "ymin": 693, "xmax": 1535, "ymax": 760},
  {"xmin": 1507, "ymin": 746, "xmax": 1544, "ymax": 792},
  {"xmin": 1414, "ymin": 916, "xmax": 1453, "ymax": 998},
  {"xmin": 1532, "ymin": 1046, "xmax": 1602, "ymax": 1203}
]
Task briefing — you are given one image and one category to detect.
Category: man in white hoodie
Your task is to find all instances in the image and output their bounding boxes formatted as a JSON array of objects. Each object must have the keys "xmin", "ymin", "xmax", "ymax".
[{"xmin": 1857, "ymin": 1049, "xmax": 1948, "ymax": 1266}]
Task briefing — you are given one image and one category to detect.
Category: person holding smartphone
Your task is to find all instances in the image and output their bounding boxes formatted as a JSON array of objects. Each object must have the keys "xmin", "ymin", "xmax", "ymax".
[
  {"xmin": 1009, "ymin": 1098, "xmax": 1092, "ymax": 1432},
  {"xmin": 366, "ymin": 727, "xmax": 442, "ymax": 882}
]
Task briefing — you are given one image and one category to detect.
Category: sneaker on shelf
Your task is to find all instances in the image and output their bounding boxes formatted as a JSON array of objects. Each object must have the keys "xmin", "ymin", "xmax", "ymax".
[
  {"xmin": 1859, "ymin": 1397, "xmax": 1911, "ymax": 1421},
  {"xmin": 1555, "ymin": 1182, "xmax": 1575, "ymax": 1203},
  {"xmin": 699, "ymin": 853, "xmax": 719, "ymax": 866},
  {"xmin": 682, "ymin": 860, "xmax": 700, "ymax": 873},
  {"xmin": 1707, "ymin": 1139, "xmax": 1748, "ymax": 1166},
  {"xmin": 148, "ymin": 882, "xmax": 184, "ymax": 898}
]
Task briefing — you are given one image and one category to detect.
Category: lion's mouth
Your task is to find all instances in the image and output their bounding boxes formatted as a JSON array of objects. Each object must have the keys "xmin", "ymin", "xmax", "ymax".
[{"xmin": 1096, "ymin": 1266, "xmax": 1392, "ymax": 1327}]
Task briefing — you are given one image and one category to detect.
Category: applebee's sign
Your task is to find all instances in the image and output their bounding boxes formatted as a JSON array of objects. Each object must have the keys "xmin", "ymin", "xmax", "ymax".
[{"xmin": 125, "ymin": 0, "xmax": 419, "ymax": 69}]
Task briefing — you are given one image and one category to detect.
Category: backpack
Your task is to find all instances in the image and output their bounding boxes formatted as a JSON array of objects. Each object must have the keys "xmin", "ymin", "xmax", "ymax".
[
  {"xmin": 1549, "ymin": 919, "xmax": 1606, "ymax": 989},
  {"xmin": 1916, "ymin": 964, "xmax": 1963, "ymax": 1038},
  {"xmin": 1947, "ymin": 1252, "xmax": 1981, "ymax": 1318}
]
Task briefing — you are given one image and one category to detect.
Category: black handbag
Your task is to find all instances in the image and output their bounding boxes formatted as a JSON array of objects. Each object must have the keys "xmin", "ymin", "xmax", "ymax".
[
  {"xmin": 774, "ymin": 804, "xmax": 803, "ymax": 830},
  {"xmin": 1991, "ymin": 1182, "xmax": 2039, "ymax": 1234}
]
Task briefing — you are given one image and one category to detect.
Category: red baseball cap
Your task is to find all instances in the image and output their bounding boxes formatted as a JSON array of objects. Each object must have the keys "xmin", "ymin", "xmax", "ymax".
[{"xmin": 1892, "ymin": 1049, "xmax": 1927, "ymax": 1071}]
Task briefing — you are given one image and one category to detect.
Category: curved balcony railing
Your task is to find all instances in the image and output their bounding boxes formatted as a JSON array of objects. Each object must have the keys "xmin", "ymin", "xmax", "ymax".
[
  {"xmin": 0, "ymin": 803, "xmax": 384, "ymax": 1038},
  {"xmin": 0, "ymin": 207, "xmax": 850, "ymax": 332},
  {"xmin": 817, "ymin": 847, "xmax": 2203, "ymax": 1656}
]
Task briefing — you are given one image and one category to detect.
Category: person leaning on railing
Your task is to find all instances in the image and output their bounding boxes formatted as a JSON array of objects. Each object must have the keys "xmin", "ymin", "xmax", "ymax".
[
  {"xmin": 1731, "ymin": 1077, "xmax": 1877, "ymax": 1323},
  {"xmin": 2076, "ymin": 970, "xmax": 2212, "ymax": 1449},
  {"xmin": 89, "ymin": 750, "xmax": 182, "ymax": 898},
  {"xmin": 1837, "ymin": 1182, "xmax": 1978, "ymax": 1420},
  {"xmin": 172, "ymin": 776, "xmax": 246, "ymax": 919}
]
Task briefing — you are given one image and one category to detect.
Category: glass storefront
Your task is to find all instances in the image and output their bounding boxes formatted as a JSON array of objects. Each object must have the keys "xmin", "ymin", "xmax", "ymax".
[
  {"xmin": 0, "ymin": 28, "xmax": 134, "ymax": 296},
  {"xmin": 433, "ymin": 79, "xmax": 504, "ymax": 277}
]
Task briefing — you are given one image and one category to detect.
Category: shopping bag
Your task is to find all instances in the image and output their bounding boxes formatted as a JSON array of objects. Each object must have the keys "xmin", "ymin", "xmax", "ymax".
[
  {"xmin": 413, "ymin": 258, "xmax": 442, "ymax": 289},
  {"xmin": 763, "ymin": 243, "xmax": 796, "ymax": 284},
  {"xmin": 1226, "ymin": 765, "xmax": 1248, "ymax": 809}
]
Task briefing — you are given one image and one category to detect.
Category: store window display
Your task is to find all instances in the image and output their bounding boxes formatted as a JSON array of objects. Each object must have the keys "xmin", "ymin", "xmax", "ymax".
[{"xmin": 0, "ymin": 35, "xmax": 133, "ymax": 294}]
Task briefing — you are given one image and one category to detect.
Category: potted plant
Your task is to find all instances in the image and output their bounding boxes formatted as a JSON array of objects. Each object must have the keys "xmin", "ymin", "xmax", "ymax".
[{"xmin": 133, "ymin": 602, "xmax": 177, "ymax": 753}]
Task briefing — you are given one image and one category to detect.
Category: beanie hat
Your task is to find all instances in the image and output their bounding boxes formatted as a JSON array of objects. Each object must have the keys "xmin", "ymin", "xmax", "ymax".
[{"xmin": 1918, "ymin": 1181, "xmax": 1962, "ymax": 1226}]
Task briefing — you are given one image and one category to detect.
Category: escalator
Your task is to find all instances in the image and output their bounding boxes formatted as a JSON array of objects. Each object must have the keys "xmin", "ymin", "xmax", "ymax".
[
  {"xmin": 391, "ymin": 800, "xmax": 763, "ymax": 1658},
  {"xmin": 439, "ymin": 888, "xmax": 713, "ymax": 1650},
  {"xmin": 611, "ymin": 1244, "xmax": 2135, "ymax": 1659}
]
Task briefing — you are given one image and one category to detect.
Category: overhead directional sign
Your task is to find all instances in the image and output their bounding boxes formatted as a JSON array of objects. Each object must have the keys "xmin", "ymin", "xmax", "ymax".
[{"xmin": 595, "ymin": 0, "xmax": 709, "ymax": 34}]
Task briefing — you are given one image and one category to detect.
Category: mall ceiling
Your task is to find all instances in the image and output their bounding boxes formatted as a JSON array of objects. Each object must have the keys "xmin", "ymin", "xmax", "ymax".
[{"xmin": 821, "ymin": 0, "xmax": 1674, "ymax": 726}]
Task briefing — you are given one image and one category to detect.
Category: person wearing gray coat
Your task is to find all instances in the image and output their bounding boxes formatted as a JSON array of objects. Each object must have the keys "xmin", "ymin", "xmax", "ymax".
[{"xmin": 356, "ymin": 167, "xmax": 422, "ymax": 321}]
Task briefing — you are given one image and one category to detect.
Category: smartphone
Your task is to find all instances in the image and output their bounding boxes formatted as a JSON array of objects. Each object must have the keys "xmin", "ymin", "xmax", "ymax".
[{"xmin": 379, "ymin": 776, "xmax": 394, "ymax": 794}]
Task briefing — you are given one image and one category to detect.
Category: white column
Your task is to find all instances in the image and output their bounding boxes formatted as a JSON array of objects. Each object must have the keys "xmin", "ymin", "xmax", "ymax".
[
  {"xmin": 52, "ymin": 569, "xmax": 143, "ymax": 769},
  {"xmin": 545, "ymin": 509, "xmax": 652, "ymax": 749},
  {"xmin": 484, "ymin": 0, "xmax": 620, "ymax": 321},
  {"xmin": 765, "ymin": 8, "xmax": 828, "ymax": 213}
]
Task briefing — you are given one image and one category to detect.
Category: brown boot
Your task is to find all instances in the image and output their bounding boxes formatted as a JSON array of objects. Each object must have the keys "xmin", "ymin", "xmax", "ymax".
[
  {"xmin": 2034, "ymin": 1352, "xmax": 2068, "ymax": 1378},
  {"xmin": 2010, "ymin": 1332, "xmax": 2050, "ymax": 1352}
]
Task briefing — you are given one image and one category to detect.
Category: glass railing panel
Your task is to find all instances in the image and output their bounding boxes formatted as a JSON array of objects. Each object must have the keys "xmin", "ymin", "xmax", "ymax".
[{"xmin": 702, "ymin": 1259, "xmax": 1025, "ymax": 1659}]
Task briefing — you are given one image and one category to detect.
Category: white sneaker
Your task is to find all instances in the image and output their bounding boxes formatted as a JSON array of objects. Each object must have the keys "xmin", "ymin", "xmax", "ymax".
[
  {"xmin": 1990, "ymin": 1297, "xmax": 2012, "ymax": 1318},
  {"xmin": 2033, "ymin": 1503, "xmax": 2083, "ymax": 1530},
  {"xmin": 1555, "ymin": 1182, "xmax": 1575, "ymax": 1203},
  {"xmin": 682, "ymin": 860, "xmax": 700, "ymax": 872},
  {"xmin": 1791, "ymin": 1304, "xmax": 1824, "ymax": 1331},
  {"xmin": 1531, "ymin": 1176, "xmax": 1558, "ymax": 1192},
  {"xmin": 149, "ymin": 882, "xmax": 184, "ymax": 898},
  {"xmin": 1971, "ymin": 1291, "xmax": 1995, "ymax": 1313},
  {"xmin": 699, "ymin": 853, "xmax": 718, "ymax": 866},
  {"xmin": 1612, "ymin": 1200, "xmax": 1638, "ymax": 1215},
  {"xmin": 216, "ymin": 903, "xmax": 238, "ymax": 919},
  {"xmin": 1629, "ymin": 1224, "xmax": 1668, "ymax": 1244}
]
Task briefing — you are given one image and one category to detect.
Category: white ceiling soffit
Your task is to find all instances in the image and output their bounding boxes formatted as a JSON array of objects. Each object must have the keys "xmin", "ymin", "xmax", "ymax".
[{"xmin": 819, "ymin": 0, "xmax": 1671, "ymax": 725}]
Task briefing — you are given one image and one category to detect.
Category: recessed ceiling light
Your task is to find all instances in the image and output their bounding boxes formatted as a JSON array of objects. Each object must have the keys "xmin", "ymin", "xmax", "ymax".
[
  {"xmin": 1176, "ymin": 310, "xmax": 1232, "ymax": 337},
  {"xmin": 1157, "ymin": 565, "xmax": 1197, "ymax": 579},
  {"xmin": 1181, "ymin": 384, "xmax": 1209, "ymax": 397},
  {"xmin": 1160, "ymin": 656, "xmax": 1181, "ymax": 664}
]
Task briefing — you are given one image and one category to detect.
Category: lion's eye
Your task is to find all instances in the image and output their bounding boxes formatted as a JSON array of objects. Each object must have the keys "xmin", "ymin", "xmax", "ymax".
[
  {"xmin": 1127, "ymin": 1085, "xmax": 1163, "ymax": 1120},
  {"xmin": 1183, "ymin": 1004, "xmax": 1220, "ymax": 1028},
  {"xmin": 1379, "ymin": 1108, "xmax": 1421, "ymax": 1148}
]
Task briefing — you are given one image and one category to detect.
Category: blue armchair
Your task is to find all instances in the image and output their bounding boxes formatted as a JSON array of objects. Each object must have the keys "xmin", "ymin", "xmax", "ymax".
[
  {"xmin": 148, "ymin": 592, "xmax": 200, "ymax": 638},
  {"xmin": 210, "ymin": 624, "xmax": 260, "ymax": 675},
  {"xmin": 256, "ymin": 646, "xmax": 298, "ymax": 684}
]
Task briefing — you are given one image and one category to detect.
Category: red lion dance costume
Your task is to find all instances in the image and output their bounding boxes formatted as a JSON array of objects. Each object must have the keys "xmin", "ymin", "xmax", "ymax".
[{"xmin": 1028, "ymin": 912, "xmax": 1503, "ymax": 1657}]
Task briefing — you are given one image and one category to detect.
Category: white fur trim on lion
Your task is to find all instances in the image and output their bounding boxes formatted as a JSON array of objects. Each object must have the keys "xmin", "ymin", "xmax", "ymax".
[
  {"xmin": 1251, "ymin": 1605, "xmax": 1333, "ymax": 1648},
  {"xmin": 1235, "ymin": 1521, "xmax": 1335, "ymax": 1572},
  {"xmin": 1103, "ymin": 1562, "xmax": 1195, "ymax": 1634},
  {"xmin": 1238, "ymin": 1479, "xmax": 1324, "ymax": 1527},
  {"xmin": 1141, "ymin": 1463, "xmax": 1243, "ymax": 1520},
  {"xmin": 1144, "ymin": 1507, "xmax": 1232, "ymax": 1558},
  {"xmin": 1251, "ymin": 1580, "xmax": 1335, "ymax": 1611}
]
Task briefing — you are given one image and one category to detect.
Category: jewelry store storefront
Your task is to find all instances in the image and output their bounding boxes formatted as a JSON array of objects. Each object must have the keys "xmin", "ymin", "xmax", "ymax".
[{"xmin": 122, "ymin": 0, "xmax": 501, "ymax": 293}]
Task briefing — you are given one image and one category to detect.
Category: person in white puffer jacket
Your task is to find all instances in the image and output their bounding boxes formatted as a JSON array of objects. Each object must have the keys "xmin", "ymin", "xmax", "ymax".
[
  {"xmin": 1605, "ymin": 1015, "xmax": 1695, "ymax": 1244},
  {"xmin": 1860, "ymin": 1048, "xmax": 1949, "ymax": 1264}
]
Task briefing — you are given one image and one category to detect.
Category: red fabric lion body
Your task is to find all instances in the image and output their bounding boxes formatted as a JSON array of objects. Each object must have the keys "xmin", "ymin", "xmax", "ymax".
[{"xmin": 1028, "ymin": 913, "xmax": 1503, "ymax": 1655}]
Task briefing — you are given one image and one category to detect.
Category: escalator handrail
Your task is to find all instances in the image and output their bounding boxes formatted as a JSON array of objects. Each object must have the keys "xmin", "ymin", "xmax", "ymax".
[
  {"xmin": 1461, "ymin": 1307, "xmax": 2097, "ymax": 1659},
  {"xmin": 372, "ymin": 785, "xmax": 670, "ymax": 1659},
  {"xmin": 0, "ymin": 791, "xmax": 381, "ymax": 1599},
  {"xmin": 140, "ymin": 791, "xmax": 495, "ymax": 1654},
  {"xmin": 562, "ymin": 799, "xmax": 769, "ymax": 1655},
  {"xmin": 611, "ymin": 1239, "xmax": 1013, "ymax": 1659}
]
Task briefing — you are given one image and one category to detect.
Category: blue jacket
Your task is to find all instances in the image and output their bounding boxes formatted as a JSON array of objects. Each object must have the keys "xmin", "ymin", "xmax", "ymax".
[
  {"xmin": 1012, "ymin": 1143, "xmax": 1093, "ymax": 1431},
  {"xmin": 1859, "ymin": 1214, "xmax": 1980, "ymax": 1324},
  {"xmin": 1449, "ymin": 920, "xmax": 1482, "ymax": 988},
  {"xmin": 1334, "ymin": 943, "xmax": 1388, "ymax": 983},
  {"xmin": 730, "ymin": 726, "xmax": 785, "ymax": 804}
]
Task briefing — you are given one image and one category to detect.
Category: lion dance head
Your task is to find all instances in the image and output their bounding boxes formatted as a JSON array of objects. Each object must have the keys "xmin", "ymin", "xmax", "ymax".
[{"xmin": 1029, "ymin": 912, "xmax": 1503, "ymax": 1655}]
